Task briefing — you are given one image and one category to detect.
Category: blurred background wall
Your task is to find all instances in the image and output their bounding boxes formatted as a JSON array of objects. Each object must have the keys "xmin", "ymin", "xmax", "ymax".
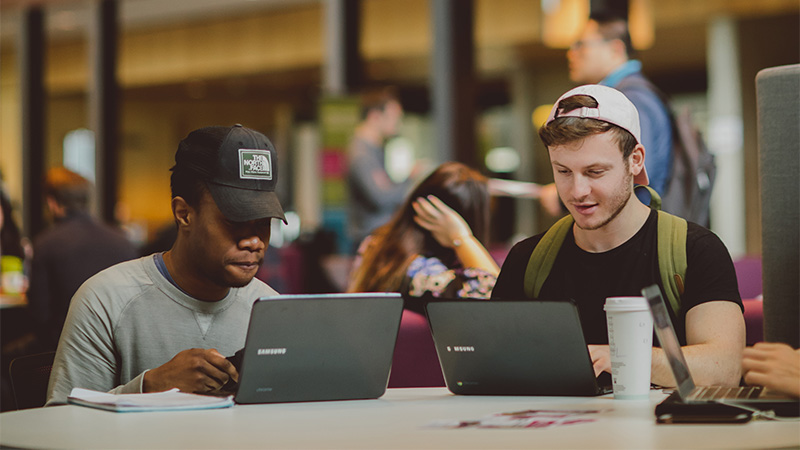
[{"xmin": 1, "ymin": 0, "xmax": 798, "ymax": 259}]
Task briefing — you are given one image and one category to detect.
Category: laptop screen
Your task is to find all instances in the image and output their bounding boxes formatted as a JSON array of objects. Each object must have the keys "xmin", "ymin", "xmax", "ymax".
[
  {"xmin": 235, "ymin": 292, "xmax": 404, "ymax": 404},
  {"xmin": 642, "ymin": 284, "xmax": 695, "ymax": 399},
  {"xmin": 426, "ymin": 299, "xmax": 605, "ymax": 396}
]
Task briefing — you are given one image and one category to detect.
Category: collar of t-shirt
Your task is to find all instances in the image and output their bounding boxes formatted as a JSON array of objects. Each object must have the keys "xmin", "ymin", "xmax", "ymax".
[
  {"xmin": 152, "ymin": 252, "xmax": 229, "ymax": 337},
  {"xmin": 153, "ymin": 252, "xmax": 191, "ymax": 296},
  {"xmin": 601, "ymin": 59, "xmax": 643, "ymax": 88}
]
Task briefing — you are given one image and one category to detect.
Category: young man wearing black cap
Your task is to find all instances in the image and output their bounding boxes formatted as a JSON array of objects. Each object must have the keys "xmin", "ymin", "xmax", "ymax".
[
  {"xmin": 491, "ymin": 85, "xmax": 745, "ymax": 388},
  {"xmin": 46, "ymin": 125, "xmax": 286, "ymax": 405}
]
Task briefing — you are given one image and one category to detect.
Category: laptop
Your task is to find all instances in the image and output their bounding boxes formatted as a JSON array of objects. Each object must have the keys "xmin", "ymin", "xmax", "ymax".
[
  {"xmin": 642, "ymin": 284, "xmax": 799, "ymax": 418},
  {"xmin": 233, "ymin": 292, "xmax": 404, "ymax": 404},
  {"xmin": 426, "ymin": 300, "xmax": 610, "ymax": 396}
]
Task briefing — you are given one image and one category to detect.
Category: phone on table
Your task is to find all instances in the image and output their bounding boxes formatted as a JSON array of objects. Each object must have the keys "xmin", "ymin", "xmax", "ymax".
[{"xmin": 656, "ymin": 411, "xmax": 752, "ymax": 424}]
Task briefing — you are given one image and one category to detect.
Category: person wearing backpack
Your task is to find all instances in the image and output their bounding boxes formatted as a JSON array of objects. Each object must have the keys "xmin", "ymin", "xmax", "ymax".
[
  {"xmin": 491, "ymin": 85, "xmax": 744, "ymax": 388},
  {"xmin": 539, "ymin": 13, "xmax": 673, "ymax": 217}
]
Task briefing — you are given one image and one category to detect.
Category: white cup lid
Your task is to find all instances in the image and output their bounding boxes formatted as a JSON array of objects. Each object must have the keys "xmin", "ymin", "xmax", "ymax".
[{"xmin": 604, "ymin": 296, "xmax": 648, "ymax": 312}]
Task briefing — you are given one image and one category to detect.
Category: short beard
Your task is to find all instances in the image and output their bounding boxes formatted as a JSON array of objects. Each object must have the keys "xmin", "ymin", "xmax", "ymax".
[
  {"xmin": 574, "ymin": 174, "xmax": 634, "ymax": 231},
  {"xmin": 226, "ymin": 277, "xmax": 253, "ymax": 288}
]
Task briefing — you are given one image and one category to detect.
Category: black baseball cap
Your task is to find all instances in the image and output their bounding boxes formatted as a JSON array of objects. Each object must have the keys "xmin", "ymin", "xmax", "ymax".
[{"xmin": 174, "ymin": 124, "xmax": 286, "ymax": 223}]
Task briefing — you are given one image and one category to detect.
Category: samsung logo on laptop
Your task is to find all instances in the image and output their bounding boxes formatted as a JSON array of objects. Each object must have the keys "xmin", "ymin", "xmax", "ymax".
[
  {"xmin": 257, "ymin": 348, "xmax": 287, "ymax": 356},
  {"xmin": 446, "ymin": 346, "xmax": 475, "ymax": 352}
]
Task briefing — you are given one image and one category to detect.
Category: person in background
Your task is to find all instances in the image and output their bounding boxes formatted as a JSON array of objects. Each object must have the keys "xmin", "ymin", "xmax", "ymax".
[
  {"xmin": 743, "ymin": 342, "xmax": 800, "ymax": 398},
  {"xmin": 0, "ymin": 185, "xmax": 27, "ymax": 263},
  {"xmin": 1, "ymin": 184, "xmax": 28, "ymax": 293},
  {"xmin": 347, "ymin": 86, "xmax": 416, "ymax": 252},
  {"xmin": 539, "ymin": 12, "xmax": 672, "ymax": 217},
  {"xmin": 46, "ymin": 125, "xmax": 286, "ymax": 405},
  {"xmin": 0, "ymin": 184, "xmax": 33, "ymax": 412},
  {"xmin": 27, "ymin": 168, "xmax": 137, "ymax": 352},
  {"xmin": 491, "ymin": 85, "xmax": 744, "ymax": 388},
  {"xmin": 347, "ymin": 162, "xmax": 498, "ymax": 311}
]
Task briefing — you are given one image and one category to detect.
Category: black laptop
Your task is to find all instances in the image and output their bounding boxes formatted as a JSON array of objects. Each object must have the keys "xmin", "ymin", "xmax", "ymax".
[
  {"xmin": 642, "ymin": 284, "xmax": 799, "ymax": 419},
  {"xmin": 425, "ymin": 300, "xmax": 610, "ymax": 396},
  {"xmin": 233, "ymin": 293, "xmax": 404, "ymax": 404}
]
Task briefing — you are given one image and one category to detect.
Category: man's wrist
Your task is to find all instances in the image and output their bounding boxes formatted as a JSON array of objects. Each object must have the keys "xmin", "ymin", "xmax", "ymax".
[
  {"xmin": 141, "ymin": 369, "xmax": 152, "ymax": 393},
  {"xmin": 452, "ymin": 234, "xmax": 472, "ymax": 248}
]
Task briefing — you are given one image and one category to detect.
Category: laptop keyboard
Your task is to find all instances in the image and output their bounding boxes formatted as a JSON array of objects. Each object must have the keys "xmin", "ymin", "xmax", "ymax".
[{"xmin": 689, "ymin": 386, "xmax": 764, "ymax": 401}]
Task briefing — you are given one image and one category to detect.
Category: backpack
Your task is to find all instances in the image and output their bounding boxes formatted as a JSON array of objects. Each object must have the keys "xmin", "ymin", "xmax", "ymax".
[
  {"xmin": 619, "ymin": 77, "xmax": 716, "ymax": 227},
  {"xmin": 523, "ymin": 186, "xmax": 688, "ymax": 317}
]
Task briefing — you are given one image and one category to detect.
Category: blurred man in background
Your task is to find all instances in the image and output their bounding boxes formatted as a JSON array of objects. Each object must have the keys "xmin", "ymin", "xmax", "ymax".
[
  {"xmin": 27, "ymin": 167, "xmax": 137, "ymax": 351},
  {"xmin": 539, "ymin": 13, "xmax": 673, "ymax": 217},
  {"xmin": 347, "ymin": 87, "xmax": 415, "ymax": 252}
]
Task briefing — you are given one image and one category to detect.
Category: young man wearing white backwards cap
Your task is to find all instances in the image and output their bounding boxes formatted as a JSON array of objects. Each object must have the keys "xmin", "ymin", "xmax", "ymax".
[
  {"xmin": 491, "ymin": 85, "xmax": 744, "ymax": 388},
  {"xmin": 47, "ymin": 125, "xmax": 287, "ymax": 405}
]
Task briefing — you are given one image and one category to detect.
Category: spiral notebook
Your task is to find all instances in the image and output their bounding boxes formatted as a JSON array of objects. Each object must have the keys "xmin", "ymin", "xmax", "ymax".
[{"xmin": 67, "ymin": 388, "xmax": 233, "ymax": 412}]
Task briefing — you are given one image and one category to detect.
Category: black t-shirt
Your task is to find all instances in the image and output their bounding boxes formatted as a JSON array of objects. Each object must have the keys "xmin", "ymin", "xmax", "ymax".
[{"xmin": 491, "ymin": 210, "xmax": 742, "ymax": 346}]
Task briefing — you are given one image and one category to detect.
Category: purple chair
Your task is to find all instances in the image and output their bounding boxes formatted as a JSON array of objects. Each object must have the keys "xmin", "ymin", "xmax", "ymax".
[
  {"xmin": 388, "ymin": 310, "xmax": 445, "ymax": 388},
  {"xmin": 743, "ymin": 298, "xmax": 764, "ymax": 346},
  {"xmin": 733, "ymin": 256, "xmax": 763, "ymax": 299},
  {"xmin": 733, "ymin": 256, "xmax": 764, "ymax": 345}
]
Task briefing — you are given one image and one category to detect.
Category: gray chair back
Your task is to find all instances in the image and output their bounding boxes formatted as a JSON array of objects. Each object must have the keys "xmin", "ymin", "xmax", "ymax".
[{"xmin": 756, "ymin": 63, "xmax": 800, "ymax": 347}]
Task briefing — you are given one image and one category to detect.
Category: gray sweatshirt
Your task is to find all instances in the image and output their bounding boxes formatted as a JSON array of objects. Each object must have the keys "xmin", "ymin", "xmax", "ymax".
[{"xmin": 46, "ymin": 256, "xmax": 276, "ymax": 405}]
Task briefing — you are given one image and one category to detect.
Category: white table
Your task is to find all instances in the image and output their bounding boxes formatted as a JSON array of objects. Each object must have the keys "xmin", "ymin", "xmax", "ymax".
[{"xmin": 0, "ymin": 388, "xmax": 797, "ymax": 449}]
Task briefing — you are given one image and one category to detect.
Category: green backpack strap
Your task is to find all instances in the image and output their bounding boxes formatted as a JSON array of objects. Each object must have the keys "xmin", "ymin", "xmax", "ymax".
[
  {"xmin": 635, "ymin": 184, "xmax": 662, "ymax": 210},
  {"xmin": 657, "ymin": 210, "xmax": 688, "ymax": 316},
  {"xmin": 523, "ymin": 215, "xmax": 574, "ymax": 299},
  {"xmin": 638, "ymin": 184, "xmax": 687, "ymax": 315}
]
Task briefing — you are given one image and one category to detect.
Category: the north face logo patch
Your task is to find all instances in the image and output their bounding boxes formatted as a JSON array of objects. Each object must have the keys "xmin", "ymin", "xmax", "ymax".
[{"xmin": 239, "ymin": 149, "xmax": 272, "ymax": 180}]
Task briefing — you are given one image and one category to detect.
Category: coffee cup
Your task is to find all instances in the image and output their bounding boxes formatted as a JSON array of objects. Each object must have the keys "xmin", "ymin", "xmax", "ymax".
[{"xmin": 604, "ymin": 296, "xmax": 653, "ymax": 400}]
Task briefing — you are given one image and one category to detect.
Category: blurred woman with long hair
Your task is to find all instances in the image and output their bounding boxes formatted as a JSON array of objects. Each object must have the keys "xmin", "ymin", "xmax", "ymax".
[{"xmin": 347, "ymin": 162, "xmax": 498, "ymax": 303}]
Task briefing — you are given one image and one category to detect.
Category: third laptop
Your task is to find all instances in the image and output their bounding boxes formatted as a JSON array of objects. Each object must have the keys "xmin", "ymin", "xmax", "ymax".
[{"xmin": 642, "ymin": 284, "xmax": 799, "ymax": 417}]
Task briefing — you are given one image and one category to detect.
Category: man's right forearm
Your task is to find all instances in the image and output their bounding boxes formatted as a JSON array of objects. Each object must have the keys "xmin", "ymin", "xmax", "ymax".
[{"xmin": 651, "ymin": 344, "xmax": 742, "ymax": 387}]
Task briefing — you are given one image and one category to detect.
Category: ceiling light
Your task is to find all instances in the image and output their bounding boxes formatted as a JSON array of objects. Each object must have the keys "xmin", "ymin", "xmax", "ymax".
[{"xmin": 541, "ymin": 0, "xmax": 589, "ymax": 49}]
